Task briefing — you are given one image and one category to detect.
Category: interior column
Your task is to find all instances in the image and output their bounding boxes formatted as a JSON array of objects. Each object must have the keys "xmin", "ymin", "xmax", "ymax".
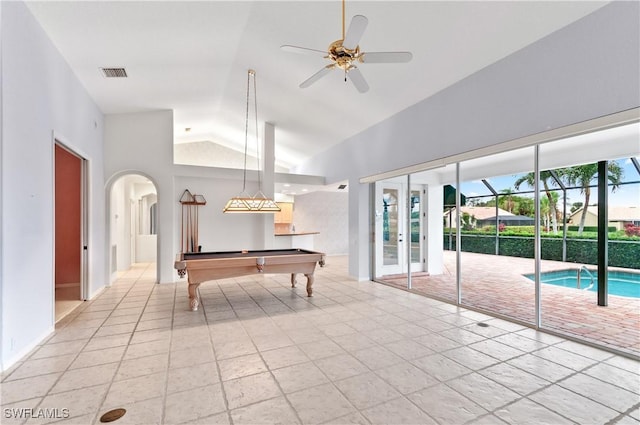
[{"xmin": 262, "ymin": 122, "xmax": 276, "ymax": 249}]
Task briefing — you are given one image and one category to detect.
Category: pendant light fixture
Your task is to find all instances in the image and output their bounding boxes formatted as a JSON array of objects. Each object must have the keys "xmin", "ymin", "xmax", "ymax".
[{"xmin": 223, "ymin": 69, "xmax": 280, "ymax": 213}]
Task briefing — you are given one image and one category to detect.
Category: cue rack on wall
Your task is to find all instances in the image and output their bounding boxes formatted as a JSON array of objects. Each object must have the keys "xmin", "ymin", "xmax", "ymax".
[{"xmin": 179, "ymin": 189, "xmax": 206, "ymax": 253}]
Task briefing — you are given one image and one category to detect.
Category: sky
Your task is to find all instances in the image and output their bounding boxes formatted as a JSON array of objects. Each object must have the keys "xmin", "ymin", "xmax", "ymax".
[{"xmin": 460, "ymin": 158, "xmax": 640, "ymax": 209}]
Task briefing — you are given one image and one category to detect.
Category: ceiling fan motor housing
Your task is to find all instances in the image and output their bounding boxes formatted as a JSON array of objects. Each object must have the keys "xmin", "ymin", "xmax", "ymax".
[{"xmin": 328, "ymin": 40, "xmax": 361, "ymax": 70}]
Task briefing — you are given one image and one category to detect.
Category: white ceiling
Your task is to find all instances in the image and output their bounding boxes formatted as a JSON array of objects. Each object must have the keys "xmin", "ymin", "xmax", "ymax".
[{"xmin": 26, "ymin": 1, "xmax": 609, "ymax": 170}]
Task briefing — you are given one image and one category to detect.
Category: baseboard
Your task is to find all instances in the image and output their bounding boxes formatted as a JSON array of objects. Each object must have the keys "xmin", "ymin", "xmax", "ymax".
[{"xmin": 1, "ymin": 326, "xmax": 55, "ymax": 373}]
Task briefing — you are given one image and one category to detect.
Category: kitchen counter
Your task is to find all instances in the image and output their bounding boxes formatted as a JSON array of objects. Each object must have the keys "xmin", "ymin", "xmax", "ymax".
[{"xmin": 273, "ymin": 232, "xmax": 319, "ymax": 250}]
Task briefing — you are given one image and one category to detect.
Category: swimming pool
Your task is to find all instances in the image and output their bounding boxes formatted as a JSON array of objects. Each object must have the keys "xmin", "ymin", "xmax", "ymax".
[{"xmin": 524, "ymin": 269, "xmax": 640, "ymax": 298}]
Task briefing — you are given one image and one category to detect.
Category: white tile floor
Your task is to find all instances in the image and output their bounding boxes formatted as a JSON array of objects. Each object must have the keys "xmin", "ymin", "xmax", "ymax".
[{"xmin": 1, "ymin": 256, "xmax": 639, "ymax": 425}]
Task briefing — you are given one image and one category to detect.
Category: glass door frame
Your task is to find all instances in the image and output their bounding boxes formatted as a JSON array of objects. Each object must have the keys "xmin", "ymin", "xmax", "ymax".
[{"xmin": 374, "ymin": 177, "xmax": 426, "ymax": 283}]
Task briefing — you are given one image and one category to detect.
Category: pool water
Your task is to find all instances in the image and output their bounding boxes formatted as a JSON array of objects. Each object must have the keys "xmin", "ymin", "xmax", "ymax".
[{"xmin": 524, "ymin": 269, "xmax": 640, "ymax": 298}]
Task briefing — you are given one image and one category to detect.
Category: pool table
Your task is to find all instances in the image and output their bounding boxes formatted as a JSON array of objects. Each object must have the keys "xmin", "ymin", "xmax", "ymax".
[{"xmin": 174, "ymin": 248, "xmax": 326, "ymax": 311}]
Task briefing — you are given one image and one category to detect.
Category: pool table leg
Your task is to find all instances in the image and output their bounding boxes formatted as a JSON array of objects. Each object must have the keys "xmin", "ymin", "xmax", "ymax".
[
  {"xmin": 291, "ymin": 273, "xmax": 313, "ymax": 297},
  {"xmin": 188, "ymin": 282, "xmax": 201, "ymax": 311},
  {"xmin": 305, "ymin": 274, "xmax": 314, "ymax": 297}
]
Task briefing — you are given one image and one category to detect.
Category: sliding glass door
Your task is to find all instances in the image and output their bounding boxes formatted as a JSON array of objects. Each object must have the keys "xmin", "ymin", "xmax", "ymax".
[{"xmin": 370, "ymin": 122, "xmax": 640, "ymax": 357}]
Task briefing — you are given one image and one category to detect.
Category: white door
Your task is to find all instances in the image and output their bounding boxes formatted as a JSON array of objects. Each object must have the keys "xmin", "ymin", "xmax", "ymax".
[
  {"xmin": 376, "ymin": 182, "xmax": 405, "ymax": 276},
  {"xmin": 375, "ymin": 181, "xmax": 423, "ymax": 277}
]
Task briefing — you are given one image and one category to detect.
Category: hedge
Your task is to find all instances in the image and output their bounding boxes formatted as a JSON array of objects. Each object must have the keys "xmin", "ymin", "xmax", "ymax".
[
  {"xmin": 443, "ymin": 234, "xmax": 640, "ymax": 269},
  {"xmin": 567, "ymin": 226, "xmax": 616, "ymax": 232}
]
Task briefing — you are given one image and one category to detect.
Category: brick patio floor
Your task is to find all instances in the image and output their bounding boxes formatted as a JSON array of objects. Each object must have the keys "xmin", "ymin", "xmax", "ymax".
[{"xmin": 381, "ymin": 251, "xmax": 640, "ymax": 358}]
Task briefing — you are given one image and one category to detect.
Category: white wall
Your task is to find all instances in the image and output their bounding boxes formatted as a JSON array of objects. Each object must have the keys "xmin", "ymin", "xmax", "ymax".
[
  {"xmin": 1, "ymin": 2, "xmax": 105, "ymax": 370},
  {"xmin": 109, "ymin": 178, "xmax": 128, "ymax": 276},
  {"xmin": 105, "ymin": 111, "xmax": 174, "ymax": 283},
  {"xmin": 0, "ymin": 0, "xmax": 5, "ymax": 368},
  {"xmin": 173, "ymin": 172, "xmax": 271, "ymax": 255},
  {"xmin": 105, "ymin": 114, "xmax": 281, "ymax": 284},
  {"xmin": 293, "ymin": 191, "xmax": 349, "ymax": 255},
  {"xmin": 294, "ymin": 2, "xmax": 640, "ymax": 280}
]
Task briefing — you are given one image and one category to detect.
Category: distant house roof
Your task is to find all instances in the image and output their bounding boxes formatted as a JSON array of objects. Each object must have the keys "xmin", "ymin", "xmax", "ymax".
[
  {"xmin": 569, "ymin": 206, "xmax": 640, "ymax": 221},
  {"xmin": 444, "ymin": 206, "xmax": 514, "ymax": 220},
  {"xmin": 480, "ymin": 215, "xmax": 535, "ymax": 222}
]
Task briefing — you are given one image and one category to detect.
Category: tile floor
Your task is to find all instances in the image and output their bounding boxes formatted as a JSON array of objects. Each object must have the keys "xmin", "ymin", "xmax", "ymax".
[
  {"xmin": 382, "ymin": 251, "xmax": 640, "ymax": 357},
  {"xmin": 1, "ymin": 256, "xmax": 639, "ymax": 425}
]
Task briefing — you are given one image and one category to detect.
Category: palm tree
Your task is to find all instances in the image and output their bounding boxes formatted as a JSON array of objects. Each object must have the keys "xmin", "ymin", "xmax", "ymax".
[
  {"xmin": 563, "ymin": 162, "xmax": 624, "ymax": 235},
  {"xmin": 540, "ymin": 196, "xmax": 551, "ymax": 231},
  {"xmin": 499, "ymin": 189, "xmax": 515, "ymax": 213},
  {"xmin": 516, "ymin": 196, "xmax": 535, "ymax": 217},
  {"xmin": 514, "ymin": 171, "xmax": 559, "ymax": 234}
]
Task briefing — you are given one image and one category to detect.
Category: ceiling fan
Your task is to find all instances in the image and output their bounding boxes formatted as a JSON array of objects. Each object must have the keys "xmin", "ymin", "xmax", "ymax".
[{"xmin": 281, "ymin": 0, "xmax": 413, "ymax": 93}]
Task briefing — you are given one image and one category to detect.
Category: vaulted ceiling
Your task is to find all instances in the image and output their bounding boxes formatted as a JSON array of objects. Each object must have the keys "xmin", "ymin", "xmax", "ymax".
[{"xmin": 26, "ymin": 1, "xmax": 608, "ymax": 170}]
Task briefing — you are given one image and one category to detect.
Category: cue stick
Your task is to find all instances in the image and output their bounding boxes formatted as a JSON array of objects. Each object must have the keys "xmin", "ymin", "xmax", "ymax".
[
  {"xmin": 186, "ymin": 204, "xmax": 190, "ymax": 252},
  {"xmin": 181, "ymin": 204, "xmax": 184, "ymax": 253},
  {"xmin": 189, "ymin": 205, "xmax": 193, "ymax": 252},
  {"xmin": 191, "ymin": 205, "xmax": 195, "ymax": 252},
  {"xmin": 184, "ymin": 204, "xmax": 188, "ymax": 252},
  {"xmin": 195, "ymin": 204, "xmax": 199, "ymax": 251},
  {"xmin": 195, "ymin": 203, "xmax": 199, "ymax": 251}
]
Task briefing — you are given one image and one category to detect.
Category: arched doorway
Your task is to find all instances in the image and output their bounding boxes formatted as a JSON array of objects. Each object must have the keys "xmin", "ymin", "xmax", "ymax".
[{"xmin": 107, "ymin": 173, "xmax": 159, "ymax": 283}]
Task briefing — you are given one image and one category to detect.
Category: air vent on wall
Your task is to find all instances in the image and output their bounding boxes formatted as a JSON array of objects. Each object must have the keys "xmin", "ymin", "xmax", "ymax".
[{"xmin": 101, "ymin": 67, "xmax": 128, "ymax": 78}]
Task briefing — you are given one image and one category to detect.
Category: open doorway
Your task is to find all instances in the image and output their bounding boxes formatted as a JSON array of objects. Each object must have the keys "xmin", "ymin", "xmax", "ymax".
[
  {"xmin": 54, "ymin": 143, "xmax": 86, "ymax": 322},
  {"xmin": 109, "ymin": 174, "xmax": 158, "ymax": 283}
]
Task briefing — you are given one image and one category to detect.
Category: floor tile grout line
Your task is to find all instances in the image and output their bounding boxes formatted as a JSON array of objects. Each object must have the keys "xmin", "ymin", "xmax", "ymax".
[
  {"xmin": 321, "ymin": 271, "xmax": 474, "ymax": 424},
  {"xmin": 607, "ymin": 401, "xmax": 640, "ymax": 424},
  {"xmin": 170, "ymin": 274, "xmax": 320, "ymax": 424},
  {"xmin": 220, "ymin": 266, "xmax": 632, "ymax": 422},
  {"xmin": 467, "ymin": 344, "xmax": 634, "ymax": 423},
  {"xmin": 0, "ymin": 265, "xmax": 154, "ymax": 419},
  {"xmin": 227, "ymin": 275, "xmax": 320, "ymax": 425},
  {"xmin": 90, "ymin": 263, "xmax": 162, "ymax": 425},
  {"xmin": 284, "ymin": 273, "xmax": 379, "ymax": 425},
  {"xmin": 298, "ymin": 272, "xmax": 633, "ymax": 421},
  {"xmin": 352, "ymin": 299, "xmax": 634, "ymax": 424},
  {"xmin": 430, "ymin": 324, "xmax": 640, "ymax": 413},
  {"xmin": 274, "ymin": 271, "xmax": 444, "ymax": 424},
  {"xmin": 159, "ymin": 278, "xmax": 178, "ymax": 425},
  {"xmin": 201, "ymin": 281, "xmax": 244, "ymax": 425},
  {"xmin": 227, "ymin": 272, "xmax": 377, "ymax": 424}
]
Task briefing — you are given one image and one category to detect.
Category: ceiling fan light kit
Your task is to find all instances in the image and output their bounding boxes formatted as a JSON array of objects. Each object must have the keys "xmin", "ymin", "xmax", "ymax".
[{"xmin": 281, "ymin": 0, "xmax": 413, "ymax": 93}]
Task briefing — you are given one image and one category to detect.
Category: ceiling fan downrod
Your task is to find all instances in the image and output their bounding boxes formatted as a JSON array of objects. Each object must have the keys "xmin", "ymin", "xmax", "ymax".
[{"xmin": 342, "ymin": 0, "xmax": 346, "ymax": 40}]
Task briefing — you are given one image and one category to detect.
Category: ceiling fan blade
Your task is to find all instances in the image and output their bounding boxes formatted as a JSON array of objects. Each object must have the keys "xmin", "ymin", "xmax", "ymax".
[
  {"xmin": 347, "ymin": 66, "xmax": 369, "ymax": 93},
  {"xmin": 281, "ymin": 45, "xmax": 327, "ymax": 56},
  {"xmin": 300, "ymin": 65, "xmax": 335, "ymax": 88},
  {"xmin": 343, "ymin": 15, "xmax": 368, "ymax": 50},
  {"xmin": 361, "ymin": 52, "xmax": 413, "ymax": 63}
]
